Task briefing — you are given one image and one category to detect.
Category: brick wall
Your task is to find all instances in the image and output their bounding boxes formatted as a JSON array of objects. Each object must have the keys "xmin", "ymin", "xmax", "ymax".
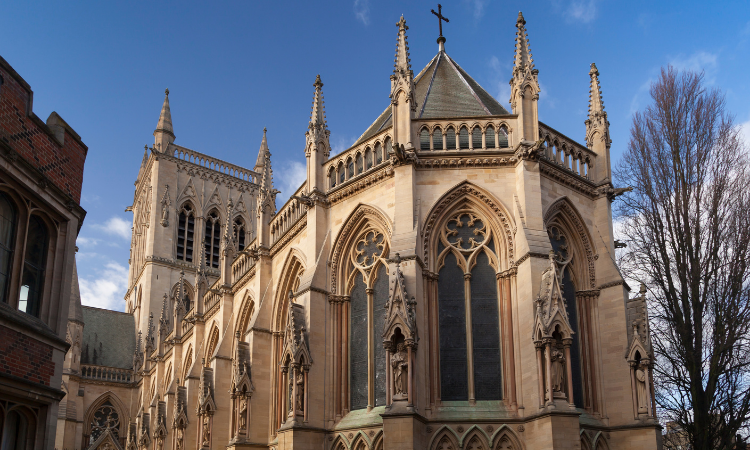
[
  {"xmin": 0, "ymin": 57, "xmax": 87, "ymax": 203},
  {"xmin": 0, "ymin": 324, "xmax": 55, "ymax": 386}
]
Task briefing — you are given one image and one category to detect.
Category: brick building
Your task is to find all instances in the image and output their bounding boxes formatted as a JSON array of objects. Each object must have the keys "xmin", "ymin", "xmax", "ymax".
[{"xmin": 0, "ymin": 55, "xmax": 88, "ymax": 448}]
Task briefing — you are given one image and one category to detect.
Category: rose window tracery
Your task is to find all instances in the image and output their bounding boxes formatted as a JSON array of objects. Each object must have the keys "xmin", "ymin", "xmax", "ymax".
[
  {"xmin": 445, "ymin": 212, "xmax": 486, "ymax": 251},
  {"xmin": 354, "ymin": 230, "xmax": 385, "ymax": 268},
  {"xmin": 90, "ymin": 400, "xmax": 120, "ymax": 442}
]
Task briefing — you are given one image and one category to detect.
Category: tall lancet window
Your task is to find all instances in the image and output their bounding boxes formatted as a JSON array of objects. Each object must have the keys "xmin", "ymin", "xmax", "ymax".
[
  {"xmin": 348, "ymin": 228, "xmax": 389, "ymax": 410},
  {"xmin": 548, "ymin": 225, "xmax": 584, "ymax": 407},
  {"xmin": 437, "ymin": 211, "xmax": 502, "ymax": 401},
  {"xmin": 234, "ymin": 217, "xmax": 246, "ymax": 251},
  {"xmin": 204, "ymin": 210, "xmax": 221, "ymax": 268},
  {"xmin": 176, "ymin": 203, "xmax": 195, "ymax": 262}
]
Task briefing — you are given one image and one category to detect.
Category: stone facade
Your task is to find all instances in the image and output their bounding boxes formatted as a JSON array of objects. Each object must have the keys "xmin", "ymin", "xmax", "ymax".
[
  {"xmin": 0, "ymin": 55, "xmax": 88, "ymax": 449},
  {"xmin": 57, "ymin": 13, "xmax": 661, "ymax": 450}
]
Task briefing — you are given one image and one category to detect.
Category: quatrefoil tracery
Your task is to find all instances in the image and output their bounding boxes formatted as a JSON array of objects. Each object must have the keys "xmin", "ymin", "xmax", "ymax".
[{"xmin": 445, "ymin": 212, "xmax": 488, "ymax": 251}]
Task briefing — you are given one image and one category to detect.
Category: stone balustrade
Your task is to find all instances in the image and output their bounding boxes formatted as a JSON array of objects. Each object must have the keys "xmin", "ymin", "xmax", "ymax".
[{"xmin": 80, "ymin": 364, "xmax": 133, "ymax": 384}]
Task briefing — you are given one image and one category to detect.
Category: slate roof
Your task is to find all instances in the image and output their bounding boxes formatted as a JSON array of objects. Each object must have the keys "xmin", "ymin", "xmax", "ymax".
[
  {"xmin": 81, "ymin": 306, "xmax": 136, "ymax": 369},
  {"xmin": 353, "ymin": 50, "xmax": 510, "ymax": 146}
]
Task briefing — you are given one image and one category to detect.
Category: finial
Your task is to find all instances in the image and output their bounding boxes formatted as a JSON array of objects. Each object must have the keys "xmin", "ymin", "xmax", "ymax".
[
  {"xmin": 590, "ymin": 62, "xmax": 598, "ymax": 76},
  {"xmin": 314, "ymin": 74, "xmax": 323, "ymax": 88},
  {"xmin": 263, "ymin": 127, "xmax": 267, "ymax": 135},
  {"xmin": 517, "ymin": 11, "xmax": 525, "ymax": 25},
  {"xmin": 165, "ymin": 88, "xmax": 169, "ymax": 96}
]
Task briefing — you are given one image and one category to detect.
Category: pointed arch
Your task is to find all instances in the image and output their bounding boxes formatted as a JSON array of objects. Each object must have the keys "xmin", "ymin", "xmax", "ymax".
[
  {"xmin": 271, "ymin": 247, "xmax": 307, "ymax": 333},
  {"xmin": 350, "ymin": 430, "xmax": 372, "ymax": 450},
  {"xmin": 580, "ymin": 429, "xmax": 593, "ymax": 450},
  {"xmin": 83, "ymin": 391, "xmax": 128, "ymax": 446},
  {"xmin": 205, "ymin": 324, "xmax": 220, "ymax": 365},
  {"xmin": 592, "ymin": 431, "xmax": 610, "ymax": 450},
  {"xmin": 329, "ymin": 203, "xmax": 392, "ymax": 295},
  {"xmin": 236, "ymin": 289, "xmax": 256, "ymax": 339},
  {"xmin": 331, "ymin": 434, "xmax": 350, "ymax": 450},
  {"xmin": 182, "ymin": 345, "xmax": 193, "ymax": 383},
  {"xmin": 543, "ymin": 196, "xmax": 596, "ymax": 289},
  {"xmin": 422, "ymin": 180, "xmax": 515, "ymax": 272},
  {"xmin": 428, "ymin": 425, "xmax": 461, "ymax": 450},
  {"xmin": 460, "ymin": 425, "xmax": 491, "ymax": 449},
  {"xmin": 490, "ymin": 424, "xmax": 524, "ymax": 450}
]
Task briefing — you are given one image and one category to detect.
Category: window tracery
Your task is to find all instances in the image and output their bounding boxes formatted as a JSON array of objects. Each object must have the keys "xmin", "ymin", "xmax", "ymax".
[
  {"xmin": 204, "ymin": 210, "xmax": 221, "ymax": 269},
  {"xmin": 89, "ymin": 400, "xmax": 120, "ymax": 442},
  {"xmin": 234, "ymin": 217, "xmax": 246, "ymax": 251},
  {"xmin": 176, "ymin": 204, "xmax": 195, "ymax": 262}
]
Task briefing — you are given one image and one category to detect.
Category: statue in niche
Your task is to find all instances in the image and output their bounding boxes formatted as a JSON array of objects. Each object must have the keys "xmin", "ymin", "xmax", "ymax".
[
  {"xmin": 295, "ymin": 371, "xmax": 304, "ymax": 412},
  {"xmin": 202, "ymin": 416, "xmax": 210, "ymax": 446},
  {"xmin": 238, "ymin": 396, "xmax": 247, "ymax": 430},
  {"xmin": 636, "ymin": 364, "xmax": 648, "ymax": 414},
  {"xmin": 156, "ymin": 437, "xmax": 164, "ymax": 450},
  {"xmin": 550, "ymin": 348, "xmax": 566, "ymax": 393},
  {"xmin": 392, "ymin": 343, "xmax": 408, "ymax": 399},
  {"xmin": 175, "ymin": 428, "xmax": 184, "ymax": 450}
]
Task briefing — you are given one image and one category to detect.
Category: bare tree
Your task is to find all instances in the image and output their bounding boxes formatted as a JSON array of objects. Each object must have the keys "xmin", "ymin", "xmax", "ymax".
[{"xmin": 615, "ymin": 66, "xmax": 750, "ymax": 449}]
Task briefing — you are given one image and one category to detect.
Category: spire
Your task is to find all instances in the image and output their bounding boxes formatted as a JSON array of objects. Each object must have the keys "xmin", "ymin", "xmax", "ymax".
[
  {"xmin": 256, "ymin": 129, "xmax": 275, "ymax": 196},
  {"xmin": 154, "ymin": 89, "xmax": 175, "ymax": 151},
  {"xmin": 509, "ymin": 12, "xmax": 540, "ymax": 141},
  {"xmin": 390, "ymin": 16, "xmax": 416, "ymax": 149},
  {"xmin": 254, "ymin": 127, "xmax": 269, "ymax": 172},
  {"xmin": 309, "ymin": 75, "xmax": 327, "ymax": 131},
  {"xmin": 585, "ymin": 62, "xmax": 612, "ymax": 181},
  {"xmin": 394, "ymin": 16, "xmax": 413, "ymax": 75}
]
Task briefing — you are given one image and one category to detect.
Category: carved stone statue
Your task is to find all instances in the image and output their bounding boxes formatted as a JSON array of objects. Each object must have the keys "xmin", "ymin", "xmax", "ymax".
[
  {"xmin": 238, "ymin": 396, "xmax": 247, "ymax": 430},
  {"xmin": 156, "ymin": 437, "xmax": 164, "ymax": 450},
  {"xmin": 636, "ymin": 364, "xmax": 648, "ymax": 414},
  {"xmin": 202, "ymin": 415, "xmax": 210, "ymax": 447},
  {"xmin": 295, "ymin": 371, "xmax": 304, "ymax": 412},
  {"xmin": 175, "ymin": 428, "xmax": 184, "ymax": 450},
  {"xmin": 392, "ymin": 343, "xmax": 408, "ymax": 399},
  {"xmin": 550, "ymin": 349, "xmax": 565, "ymax": 393}
]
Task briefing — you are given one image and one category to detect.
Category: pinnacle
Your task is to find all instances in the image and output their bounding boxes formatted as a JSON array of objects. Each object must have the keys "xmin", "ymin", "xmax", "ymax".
[
  {"xmin": 310, "ymin": 74, "xmax": 327, "ymax": 129},
  {"xmin": 590, "ymin": 62, "xmax": 599, "ymax": 76},
  {"xmin": 155, "ymin": 88, "xmax": 175, "ymax": 138},
  {"xmin": 394, "ymin": 15, "xmax": 412, "ymax": 72},
  {"xmin": 314, "ymin": 74, "xmax": 323, "ymax": 88},
  {"xmin": 517, "ymin": 11, "xmax": 525, "ymax": 25}
]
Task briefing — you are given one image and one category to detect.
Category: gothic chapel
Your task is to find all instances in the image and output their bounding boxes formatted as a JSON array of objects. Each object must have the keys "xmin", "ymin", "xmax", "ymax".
[{"xmin": 56, "ymin": 11, "xmax": 661, "ymax": 450}]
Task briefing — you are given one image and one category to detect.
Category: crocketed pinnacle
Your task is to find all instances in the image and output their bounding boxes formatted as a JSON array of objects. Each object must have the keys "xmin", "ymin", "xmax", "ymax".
[
  {"xmin": 255, "ymin": 128, "xmax": 269, "ymax": 173},
  {"xmin": 513, "ymin": 12, "xmax": 534, "ymax": 74},
  {"xmin": 309, "ymin": 75, "xmax": 327, "ymax": 130},
  {"xmin": 588, "ymin": 63, "xmax": 606, "ymax": 118},
  {"xmin": 154, "ymin": 89, "xmax": 175, "ymax": 138},
  {"xmin": 256, "ymin": 129, "xmax": 274, "ymax": 193},
  {"xmin": 394, "ymin": 16, "xmax": 412, "ymax": 73}
]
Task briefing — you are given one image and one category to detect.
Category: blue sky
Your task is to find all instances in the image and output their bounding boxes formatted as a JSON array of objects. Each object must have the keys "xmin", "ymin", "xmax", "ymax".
[{"xmin": 2, "ymin": 0, "xmax": 748, "ymax": 311}]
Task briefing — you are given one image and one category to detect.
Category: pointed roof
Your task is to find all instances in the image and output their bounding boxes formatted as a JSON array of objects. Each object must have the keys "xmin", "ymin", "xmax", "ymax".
[
  {"xmin": 254, "ymin": 127, "xmax": 268, "ymax": 172},
  {"xmin": 255, "ymin": 129, "xmax": 274, "ymax": 192},
  {"xmin": 394, "ymin": 16, "xmax": 412, "ymax": 74},
  {"xmin": 588, "ymin": 63, "xmax": 605, "ymax": 118},
  {"xmin": 154, "ymin": 89, "xmax": 175, "ymax": 138},
  {"xmin": 354, "ymin": 49, "xmax": 509, "ymax": 146},
  {"xmin": 513, "ymin": 12, "xmax": 534, "ymax": 74},
  {"xmin": 310, "ymin": 75, "xmax": 327, "ymax": 130}
]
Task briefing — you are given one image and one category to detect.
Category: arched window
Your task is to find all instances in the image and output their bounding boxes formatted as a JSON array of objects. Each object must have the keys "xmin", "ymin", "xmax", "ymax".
[
  {"xmin": 548, "ymin": 225, "xmax": 584, "ymax": 407},
  {"xmin": 458, "ymin": 126, "xmax": 470, "ymax": 150},
  {"xmin": 329, "ymin": 168, "xmax": 337, "ymax": 188},
  {"xmin": 177, "ymin": 204, "xmax": 195, "ymax": 262},
  {"xmin": 234, "ymin": 217, "xmax": 246, "ymax": 251},
  {"xmin": 445, "ymin": 127, "xmax": 457, "ymax": 150},
  {"xmin": 472, "ymin": 126, "xmax": 482, "ymax": 149},
  {"xmin": 384, "ymin": 138, "xmax": 392, "ymax": 160},
  {"xmin": 420, "ymin": 128, "xmax": 431, "ymax": 150},
  {"xmin": 204, "ymin": 211, "xmax": 221, "ymax": 269},
  {"xmin": 365, "ymin": 148, "xmax": 373, "ymax": 169},
  {"xmin": 347, "ymin": 158, "xmax": 354, "ymax": 179},
  {"xmin": 0, "ymin": 193, "xmax": 16, "ymax": 304},
  {"xmin": 485, "ymin": 126, "xmax": 496, "ymax": 149},
  {"xmin": 376, "ymin": 142, "xmax": 384, "ymax": 164},
  {"xmin": 498, "ymin": 127, "xmax": 509, "ymax": 148},
  {"xmin": 19, "ymin": 215, "xmax": 48, "ymax": 317},
  {"xmin": 2, "ymin": 408, "xmax": 32, "ymax": 449},
  {"xmin": 338, "ymin": 162, "xmax": 345, "ymax": 184},
  {"xmin": 356, "ymin": 153, "xmax": 363, "ymax": 175},
  {"xmin": 89, "ymin": 400, "xmax": 120, "ymax": 442},
  {"xmin": 437, "ymin": 212, "xmax": 502, "ymax": 401},
  {"xmin": 433, "ymin": 127, "xmax": 444, "ymax": 150},
  {"xmin": 349, "ymin": 229, "xmax": 389, "ymax": 410}
]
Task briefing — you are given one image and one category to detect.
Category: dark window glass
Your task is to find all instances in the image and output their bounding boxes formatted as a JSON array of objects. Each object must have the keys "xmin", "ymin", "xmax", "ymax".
[
  {"xmin": 498, "ymin": 127, "xmax": 509, "ymax": 148},
  {"xmin": 0, "ymin": 194, "xmax": 16, "ymax": 304},
  {"xmin": 339, "ymin": 164, "xmax": 345, "ymax": 184},
  {"xmin": 347, "ymin": 159, "xmax": 354, "ymax": 178},
  {"xmin": 472, "ymin": 127, "xmax": 482, "ymax": 149},
  {"xmin": 433, "ymin": 128, "xmax": 443, "ymax": 150},
  {"xmin": 486, "ymin": 126, "xmax": 496, "ymax": 149},
  {"xmin": 446, "ymin": 127, "xmax": 456, "ymax": 150},
  {"xmin": 420, "ymin": 129, "xmax": 431, "ymax": 150},
  {"xmin": 349, "ymin": 270, "xmax": 368, "ymax": 410},
  {"xmin": 376, "ymin": 142, "xmax": 384, "ymax": 164},
  {"xmin": 176, "ymin": 205, "xmax": 195, "ymax": 262},
  {"xmin": 373, "ymin": 264, "xmax": 388, "ymax": 406},
  {"xmin": 459, "ymin": 127, "xmax": 470, "ymax": 150},
  {"xmin": 19, "ymin": 215, "xmax": 48, "ymax": 317},
  {"xmin": 385, "ymin": 139, "xmax": 392, "ymax": 159},
  {"xmin": 356, "ymin": 154, "xmax": 363, "ymax": 174},
  {"xmin": 234, "ymin": 218, "xmax": 246, "ymax": 251},
  {"xmin": 470, "ymin": 250, "xmax": 502, "ymax": 400},
  {"xmin": 204, "ymin": 211, "xmax": 221, "ymax": 269},
  {"xmin": 330, "ymin": 170, "xmax": 337, "ymax": 188},
  {"xmin": 365, "ymin": 149, "xmax": 373, "ymax": 169},
  {"xmin": 2, "ymin": 409, "xmax": 30, "ymax": 450},
  {"xmin": 438, "ymin": 251, "xmax": 468, "ymax": 400}
]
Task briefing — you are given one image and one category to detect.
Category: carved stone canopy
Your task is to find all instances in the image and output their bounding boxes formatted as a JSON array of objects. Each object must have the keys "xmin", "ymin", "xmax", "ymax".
[
  {"xmin": 281, "ymin": 290, "xmax": 312, "ymax": 367},
  {"xmin": 382, "ymin": 254, "xmax": 418, "ymax": 347},
  {"xmin": 533, "ymin": 250, "xmax": 574, "ymax": 341}
]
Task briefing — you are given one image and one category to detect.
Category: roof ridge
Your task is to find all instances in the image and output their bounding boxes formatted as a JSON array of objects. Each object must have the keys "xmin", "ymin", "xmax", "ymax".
[{"xmin": 442, "ymin": 54, "xmax": 492, "ymax": 115}]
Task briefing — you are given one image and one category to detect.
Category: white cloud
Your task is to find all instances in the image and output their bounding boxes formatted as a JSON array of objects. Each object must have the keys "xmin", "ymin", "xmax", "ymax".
[
  {"xmin": 275, "ymin": 160, "xmax": 308, "ymax": 202},
  {"xmin": 488, "ymin": 56, "xmax": 511, "ymax": 108},
  {"xmin": 354, "ymin": 0, "xmax": 370, "ymax": 25},
  {"xmin": 563, "ymin": 0, "xmax": 598, "ymax": 24},
  {"xmin": 668, "ymin": 51, "xmax": 719, "ymax": 84},
  {"xmin": 464, "ymin": 0, "xmax": 489, "ymax": 20},
  {"xmin": 92, "ymin": 216, "xmax": 131, "ymax": 240},
  {"xmin": 76, "ymin": 236, "xmax": 101, "ymax": 248},
  {"xmin": 331, "ymin": 135, "xmax": 357, "ymax": 156},
  {"xmin": 78, "ymin": 261, "xmax": 128, "ymax": 311}
]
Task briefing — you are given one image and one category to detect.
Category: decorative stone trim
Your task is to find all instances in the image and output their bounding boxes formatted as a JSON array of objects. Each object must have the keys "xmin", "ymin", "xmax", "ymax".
[
  {"xmin": 415, "ymin": 155, "xmax": 515, "ymax": 169},
  {"xmin": 544, "ymin": 198, "xmax": 598, "ymax": 289},
  {"xmin": 597, "ymin": 280, "xmax": 626, "ymax": 290},
  {"xmin": 269, "ymin": 216, "xmax": 307, "ymax": 257},
  {"xmin": 511, "ymin": 251, "xmax": 548, "ymax": 268},
  {"xmin": 539, "ymin": 160, "xmax": 598, "ymax": 199},
  {"xmin": 327, "ymin": 165, "xmax": 394, "ymax": 206}
]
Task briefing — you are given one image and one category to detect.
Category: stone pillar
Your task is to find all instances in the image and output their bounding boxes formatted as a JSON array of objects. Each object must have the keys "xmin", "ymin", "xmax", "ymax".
[
  {"xmin": 563, "ymin": 338, "xmax": 575, "ymax": 409},
  {"xmin": 536, "ymin": 341, "xmax": 545, "ymax": 408},
  {"xmin": 545, "ymin": 339, "xmax": 553, "ymax": 407}
]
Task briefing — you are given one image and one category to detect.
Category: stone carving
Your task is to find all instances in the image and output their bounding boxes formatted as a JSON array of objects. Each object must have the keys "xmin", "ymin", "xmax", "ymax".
[
  {"xmin": 160, "ymin": 185, "xmax": 170, "ymax": 227},
  {"xmin": 239, "ymin": 397, "xmax": 247, "ymax": 430},
  {"xmin": 202, "ymin": 415, "xmax": 211, "ymax": 446},
  {"xmin": 636, "ymin": 364, "xmax": 648, "ymax": 414},
  {"xmin": 295, "ymin": 371, "xmax": 304, "ymax": 412},
  {"xmin": 550, "ymin": 349, "xmax": 565, "ymax": 393},
  {"xmin": 175, "ymin": 428, "xmax": 184, "ymax": 450},
  {"xmin": 392, "ymin": 343, "xmax": 408, "ymax": 399}
]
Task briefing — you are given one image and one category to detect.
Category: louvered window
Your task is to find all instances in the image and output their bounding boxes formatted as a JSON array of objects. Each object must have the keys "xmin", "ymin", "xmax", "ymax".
[
  {"xmin": 0, "ymin": 194, "xmax": 16, "ymax": 305},
  {"xmin": 420, "ymin": 128, "xmax": 431, "ymax": 150},
  {"xmin": 472, "ymin": 126, "xmax": 482, "ymax": 149},
  {"xmin": 204, "ymin": 211, "xmax": 221, "ymax": 269},
  {"xmin": 177, "ymin": 204, "xmax": 195, "ymax": 262},
  {"xmin": 446, "ymin": 127, "xmax": 456, "ymax": 150},
  {"xmin": 433, "ymin": 128, "xmax": 443, "ymax": 150},
  {"xmin": 485, "ymin": 126, "xmax": 496, "ymax": 149},
  {"xmin": 459, "ymin": 127, "xmax": 470, "ymax": 149},
  {"xmin": 498, "ymin": 127, "xmax": 509, "ymax": 148}
]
